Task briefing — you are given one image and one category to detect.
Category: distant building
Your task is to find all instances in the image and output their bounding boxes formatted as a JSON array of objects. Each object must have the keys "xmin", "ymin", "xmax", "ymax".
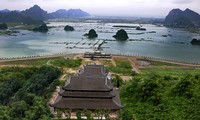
[
  {"xmin": 84, "ymin": 51, "xmax": 112, "ymax": 59},
  {"xmin": 49, "ymin": 64, "xmax": 122, "ymax": 119}
]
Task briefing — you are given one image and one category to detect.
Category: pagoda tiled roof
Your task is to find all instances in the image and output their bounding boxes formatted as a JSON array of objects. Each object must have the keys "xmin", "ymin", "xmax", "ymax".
[{"xmin": 50, "ymin": 64, "xmax": 122, "ymax": 110}]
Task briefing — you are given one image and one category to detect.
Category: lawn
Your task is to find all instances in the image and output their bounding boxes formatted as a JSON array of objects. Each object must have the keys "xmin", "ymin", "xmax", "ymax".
[
  {"xmin": 140, "ymin": 67, "xmax": 200, "ymax": 77},
  {"xmin": 107, "ymin": 58, "xmax": 134, "ymax": 76}
]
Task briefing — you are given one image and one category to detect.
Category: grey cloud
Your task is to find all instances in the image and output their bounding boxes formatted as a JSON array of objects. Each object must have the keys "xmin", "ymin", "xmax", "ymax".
[{"xmin": 172, "ymin": 0, "xmax": 194, "ymax": 4}]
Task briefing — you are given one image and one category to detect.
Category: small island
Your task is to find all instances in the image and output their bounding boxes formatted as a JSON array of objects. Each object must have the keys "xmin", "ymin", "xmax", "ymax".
[
  {"xmin": 113, "ymin": 29, "xmax": 129, "ymax": 40},
  {"xmin": 191, "ymin": 38, "xmax": 200, "ymax": 45},
  {"xmin": 64, "ymin": 25, "xmax": 75, "ymax": 31},
  {"xmin": 136, "ymin": 27, "xmax": 146, "ymax": 31},
  {"xmin": 33, "ymin": 24, "xmax": 48, "ymax": 32},
  {"xmin": 0, "ymin": 23, "xmax": 8, "ymax": 30},
  {"xmin": 84, "ymin": 29, "xmax": 98, "ymax": 39}
]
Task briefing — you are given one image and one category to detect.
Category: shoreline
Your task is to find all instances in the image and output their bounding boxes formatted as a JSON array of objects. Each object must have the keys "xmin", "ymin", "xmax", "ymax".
[{"xmin": 0, "ymin": 53, "xmax": 200, "ymax": 67}]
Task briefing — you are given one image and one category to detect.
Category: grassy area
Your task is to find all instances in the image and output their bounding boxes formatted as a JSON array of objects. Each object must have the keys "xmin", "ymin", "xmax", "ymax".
[
  {"xmin": 0, "ymin": 30, "xmax": 20, "ymax": 35},
  {"xmin": 107, "ymin": 59, "xmax": 134, "ymax": 76},
  {"xmin": 0, "ymin": 58, "xmax": 53, "ymax": 66},
  {"xmin": 0, "ymin": 58, "xmax": 82, "ymax": 68},
  {"xmin": 149, "ymin": 60, "xmax": 179, "ymax": 66},
  {"xmin": 99, "ymin": 60, "xmax": 113, "ymax": 66},
  {"xmin": 50, "ymin": 59, "xmax": 82, "ymax": 68},
  {"xmin": 140, "ymin": 68, "xmax": 200, "ymax": 78},
  {"xmin": 115, "ymin": 59, "xmax": 132, "ymax": 69},
  {"xmin": 6, "ymin": 22, "xmax": 56, "ymax": 31},
  {"xmin": 6, "ymin": 22, "xmax": 37, "ymax": 30}
]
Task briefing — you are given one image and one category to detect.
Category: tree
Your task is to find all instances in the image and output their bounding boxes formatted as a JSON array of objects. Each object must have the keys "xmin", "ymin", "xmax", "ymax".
[
  {"xmin": 10, "ymin": 101, "xmax": 29, "ymax": 118},
  {"xmin": 0, "ymin": 105, "xmax": 11, "ymax": 120},
  {"xmin": 120, "ymin": 108, "xmax": 134, "ymax": 120},
  {"xmin": 112, "ymin": 75, "xmax": 124, "ymax": 88},
  {"xmin": 24, "ymin": 96, "xmax": 51, "ymax": 120},
  {"xmin": 76, "ymin": 110, "xmax": 82, "ymax": 120},
  {"xmin": 0, "ymin": 79, "xmax": 23, "ymax": 104},
  {"xmin": 33, "ymin": 24, "xmax": 48, "ymax": 32},
  {"xmin": 171, "ymin": 77, "xmax": 193, "ymax": 98},
  {"xmin": 83, "ymin": 110, "xmax": 93, "ymax": 120},
  {"xmin": 0, "ymin": 23, "xmax": 8, "ymax": 30}
]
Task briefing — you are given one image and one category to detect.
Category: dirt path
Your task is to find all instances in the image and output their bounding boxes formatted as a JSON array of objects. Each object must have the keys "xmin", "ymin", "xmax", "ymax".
[
  {"xmin": 111, "ymin": 58, "xmax": 116, "ymax": 66},
  {"xmin": 129, "ymin": 57, "xmax": 140, "ymax": 73},
  {"xmin": 59, "ymin": 74, "xmax": 67, "ymax": 81}
]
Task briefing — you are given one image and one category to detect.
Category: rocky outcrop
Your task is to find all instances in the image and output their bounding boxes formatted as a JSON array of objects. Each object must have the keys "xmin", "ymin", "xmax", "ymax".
[
  {"xmin": 0, "ymin": 11, "xmax": 44, "ymax": 25},
  {"xmin": 164, "ymin": 8, "xmax": 200, "ymax": 28},
  {"xmin": 136, "ymin": 27, "xmax": 146, "ymax": 31},
  {"xmin": 0, "ymin": 9, "xmax": 10, "ymax": 13},
  {"xmin": 191, "ymin": 38, "xmax": 200, "ymax": 45},
  {"xmin": 84, "ymin": 29, "xmax": 98, "ymax": 39},
  {"xmin": 0, "ymin": 23, "xmax": 8, "ymax": 30},
  {"xmin": 64, "ymin": 25, "xmax": 75, "ymax": 31},
  {"xmin": 49, "ymin": 9, "xmax": 90, "ymax": 18},
  {"xmin": 113, "ymin": 29, "xmax": 129, "ymax": 40},
  {"xmin": 21, "ymin": 5, "xmax": 48, "ymax": 21},
  {"xmin": 33, "ymin": 24, "xmax": 48, "ymax": 32}
]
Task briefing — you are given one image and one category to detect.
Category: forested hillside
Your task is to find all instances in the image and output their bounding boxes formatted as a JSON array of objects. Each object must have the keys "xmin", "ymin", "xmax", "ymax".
[
  {"xmin": 0, "ymin": 66, "xmax": 61, "ymax": 120},
  {"xmin": 121, "ymin": 72, "xmax": 200, "ymax": 120}
]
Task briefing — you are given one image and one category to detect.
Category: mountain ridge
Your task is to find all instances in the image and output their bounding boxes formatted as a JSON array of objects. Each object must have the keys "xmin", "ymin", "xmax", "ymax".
[
  {"xmin": 164, "ymin": 8, "xmax": 200, "ymax": 28},
  {"xmin": 0, "ymin": 5, "xmax": 90, "ymax": 25}
]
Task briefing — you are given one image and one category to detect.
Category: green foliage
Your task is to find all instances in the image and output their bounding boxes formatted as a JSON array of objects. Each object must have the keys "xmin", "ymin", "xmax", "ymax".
[
  {"xmin": 51, "ymin": 59, "xmax": 82, "ymax": 68},
  {"xmin": 0, "ymin": 30, "xmax": 19, "ymax": 36},
  {"xmin": 19, "ymin": 66, "xmax": 61, "ymax": 96},
  {"xmin": 115, "ymin": 60, "xmax": 132, "ymax": 69},
  {"xmin": 121, "ymin": 73, "xmax": 200, "ymax": 120},
  {"xmin": 0, "ymin": 79, "xmax": 23, "ymax": 104},
  {"xmin": 10, "ymin": 100, "xmax": 29, "ymax": 119},
  {"xmin": 83, "ymin": 110, "xmax": 93, "ymax": 120},
  {"xmin": 108, "ymin": 66, "xmax": 131, "ymax": 75},
  {"xmin": 60, "ymin": 80, "xmax": 65, "ymax": 86},
  {"xmin": 171, "ymin": 76, "xmax": 194, "ymax": 98},
  {"xmin": 112, "ymin": 74, "xmax": 124, "ymax": 87},
  {"xmin": 0, "ymin": 66, "xmax": 61, "ymax": 119},
  {"xmin": 120, "ymin": 108, "xmax": 134, "ymax": 120},
  {"xmin": 0, "ymin": 105, "xmax": 11, "ymax": 120},
  {"xmin": 140, "ymin": 68, "xmax": 200, "ymax": 78},
  {"xmin": 33, "ymin": 24, "xmax": 48, "ymax": 32},
  {"xmin": 0, "ymin": 23, "xmax": 8, "ymax": 30},
  {"xmin": 108, "ymin": 59, "xmax": 134, "ymax": 76},
  {"xmin": 76, "ymin": 110, "xmax": 82, "ymax": 120}
]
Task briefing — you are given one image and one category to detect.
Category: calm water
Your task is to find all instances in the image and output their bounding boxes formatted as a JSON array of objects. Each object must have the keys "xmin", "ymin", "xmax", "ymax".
[{"xmin": 0, "ymin": 21, "xmax": 200, "ymax": 63}]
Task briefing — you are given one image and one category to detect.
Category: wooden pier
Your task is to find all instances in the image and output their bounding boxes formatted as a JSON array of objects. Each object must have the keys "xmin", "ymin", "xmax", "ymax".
[{"xmin": 49, "ymin": 39, "xmax": 105, "ymax": 50}]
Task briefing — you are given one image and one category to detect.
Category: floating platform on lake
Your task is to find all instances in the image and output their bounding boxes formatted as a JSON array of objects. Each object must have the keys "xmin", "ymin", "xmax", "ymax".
[{"xmin": 49, "ymin": 39, "xmax": 105, "ymax": 50}]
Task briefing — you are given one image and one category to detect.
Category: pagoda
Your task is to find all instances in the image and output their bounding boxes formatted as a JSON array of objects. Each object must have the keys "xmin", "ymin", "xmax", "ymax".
[{"xmin": 50, "ymin": 64, "xmax": 122, "ymax": 118}]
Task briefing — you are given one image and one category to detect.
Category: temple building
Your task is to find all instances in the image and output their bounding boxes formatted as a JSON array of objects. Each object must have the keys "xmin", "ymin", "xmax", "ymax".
[{"xmin": 50, "ymin": 64, "xmax": 122, "ymax": 119}]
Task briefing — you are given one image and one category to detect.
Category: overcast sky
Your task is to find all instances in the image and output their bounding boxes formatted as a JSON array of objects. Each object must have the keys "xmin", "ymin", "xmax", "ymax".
[{"xmin": 0, "ymin": 0, "xmax": 200, "ymax": 18}]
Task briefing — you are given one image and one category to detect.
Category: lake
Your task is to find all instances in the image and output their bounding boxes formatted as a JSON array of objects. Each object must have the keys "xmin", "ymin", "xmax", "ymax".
[{"xmin": 0, "ymin": 21, "xmax": 200, "ymax": 63}]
